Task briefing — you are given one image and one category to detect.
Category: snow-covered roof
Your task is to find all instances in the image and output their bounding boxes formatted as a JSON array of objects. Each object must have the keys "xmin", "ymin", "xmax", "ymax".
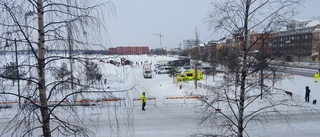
[
  {"xmin": 291, "ymin": 18, "xmax": 312, "ymax": 22},
  {"xmin": 306, "ymin": 19, "xmax": 320, "ymax": 27},
  {"xmin": 313, "ymin": 26, "xmax": 320, "ymax": 33}
]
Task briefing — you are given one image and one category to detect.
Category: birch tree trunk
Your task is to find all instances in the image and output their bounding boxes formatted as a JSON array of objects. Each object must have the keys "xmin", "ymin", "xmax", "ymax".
[
  {"xmin": 238, "ymin": 1, "xmax": 251, "ymax": 136},
  {"xmin": 37, "ymin": 0, "xmax": 51, "ymax": 136}
]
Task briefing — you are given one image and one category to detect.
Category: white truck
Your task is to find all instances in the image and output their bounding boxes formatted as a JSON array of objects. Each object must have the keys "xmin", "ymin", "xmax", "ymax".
[
  {"xmin": 143, "ymin": 63, "xmax": 152, "ymax": 78},
  {"xmin": 143, "ymin": 63, "xmax": 152, "ymax": 70},
  {"xmin": 143, "ymin": 68, "xmax": 153, "ymax": 78}
]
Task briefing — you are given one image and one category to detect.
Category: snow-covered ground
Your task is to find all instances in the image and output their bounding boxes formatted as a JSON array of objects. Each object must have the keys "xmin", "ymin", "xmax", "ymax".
[{"xmin": 1, "ymin": 54, "xmax": 320, "ymax": 137}]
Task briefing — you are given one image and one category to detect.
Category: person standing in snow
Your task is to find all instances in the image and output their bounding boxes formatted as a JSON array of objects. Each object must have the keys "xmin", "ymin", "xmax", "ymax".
[
  {"xmin": 141, "ymin": 92, "xmax": 146, "ymax": 111},
  {"xmin": 314, "ymin": 72, "xmax": 319, "ymax": 83},
  {"xmin": 305, "ymin": 86, "xmax": 311, "ymax": 102}
]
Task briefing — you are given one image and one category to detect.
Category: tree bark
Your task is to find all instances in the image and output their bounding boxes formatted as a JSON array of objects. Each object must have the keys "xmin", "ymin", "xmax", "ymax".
[
  {"xmin": 238, "ymin": 0, "xmax": 251, "ymax": 137},
  {"xmin": 37, "ymin": 0, "xmax": 51, "ymax": 136}
]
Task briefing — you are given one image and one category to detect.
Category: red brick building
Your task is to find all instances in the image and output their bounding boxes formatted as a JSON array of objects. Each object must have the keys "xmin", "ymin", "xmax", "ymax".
[
  {"xmin": 249, "ymin": 32, "xmax": 274, "ymax": 56},
  {"xmin": 109, "ymin": 46, "xmax": 149, "ymax": 55}
]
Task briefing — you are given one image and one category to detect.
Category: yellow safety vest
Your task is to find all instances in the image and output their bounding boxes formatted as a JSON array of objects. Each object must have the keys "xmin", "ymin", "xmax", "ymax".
[
  {"xmin": 314, "ymin": 73, "xmax": 319, "ymax": 80},
  {"xmin": 141, "ymin": 95, "xmax": 146, "ymax": 103}
]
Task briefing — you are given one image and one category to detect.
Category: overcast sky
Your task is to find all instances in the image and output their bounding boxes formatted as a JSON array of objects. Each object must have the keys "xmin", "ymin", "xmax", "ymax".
[{"xmin": 105, "ymin": 0, "xmax": 320, "ymax": 49}]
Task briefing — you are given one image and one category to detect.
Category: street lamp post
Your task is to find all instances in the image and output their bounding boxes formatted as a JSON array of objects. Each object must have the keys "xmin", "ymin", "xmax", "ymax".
[
  {"xmin": 25, "ymin": 11, "xmax": 36, "ymax": 80},
  {"xmin": 14, "ymin": 39, "xmax": 21, "ymax": 107},
  {"xmin": 259, "ymin": 37, "xmax": 267, "ymax": 100},
  {"xmin": 5, "ymin": 38, "xmax": 21, "ymax": 108}
]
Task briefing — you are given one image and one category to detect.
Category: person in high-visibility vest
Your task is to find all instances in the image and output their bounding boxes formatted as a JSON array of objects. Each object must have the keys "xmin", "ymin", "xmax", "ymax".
[
  {"xmin": 314, "ymin": 72, "xmax": 319, "ymax": 83},
  {"xmin": 141, "ymin": 92, "xmax": 146, "ymax": 111}
]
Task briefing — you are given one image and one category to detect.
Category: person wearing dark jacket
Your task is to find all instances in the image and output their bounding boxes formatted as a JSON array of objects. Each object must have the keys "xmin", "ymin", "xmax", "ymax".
[
  {"xmin": 305, "ymin": 86, "xmax": 311, "ymax": 102},
  {"xmin": 141, "ymin": 92, "xmax": 146, "ymax": 111}
]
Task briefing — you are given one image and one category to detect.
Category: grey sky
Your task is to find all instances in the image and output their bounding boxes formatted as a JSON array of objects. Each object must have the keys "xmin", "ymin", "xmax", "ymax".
[
  {"xmin": 106, "ymin": 0, "xmax": 319, "ymax": 49},
  {"xmin": 296, "ymin": 0, "xmax": 320, "ymax": 19}
]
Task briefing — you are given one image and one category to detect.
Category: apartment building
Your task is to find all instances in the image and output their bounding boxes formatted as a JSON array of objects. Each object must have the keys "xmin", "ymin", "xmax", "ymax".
[{"xmin": 271, "ymin": 18, "xmax": 320, "ymax": 62}]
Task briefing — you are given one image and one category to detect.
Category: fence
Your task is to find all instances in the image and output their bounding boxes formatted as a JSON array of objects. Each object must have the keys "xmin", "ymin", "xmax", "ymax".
[
  {"xmin": 0, "ymin": 98, "xmax": 127, "ymax": 108},
  {"xmin": 1, "ymin": 95, "xmax": 206, "ymax": 108},
  {"xmin": 133, "ymin": 96, "xmax": 156, "ymax": 107},
  {"xmin": 163, "ymin": 95, "xmax": 203, "ymax": 107}
]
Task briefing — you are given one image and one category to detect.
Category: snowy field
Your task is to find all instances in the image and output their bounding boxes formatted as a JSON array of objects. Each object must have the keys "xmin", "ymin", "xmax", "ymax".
[{"xmin": 0, "ymin": 54, "xmax": 320, "ymax": 137}]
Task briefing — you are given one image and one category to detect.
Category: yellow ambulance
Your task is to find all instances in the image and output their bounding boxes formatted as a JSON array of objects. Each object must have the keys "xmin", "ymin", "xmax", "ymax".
[{"xmin": 176, "ymin": 69, "xmax": 203, "ymax": 82}]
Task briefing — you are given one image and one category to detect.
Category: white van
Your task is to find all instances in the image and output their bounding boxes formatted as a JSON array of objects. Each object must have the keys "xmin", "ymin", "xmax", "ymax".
[{"xmin": 143, "ymin": 68, "xmax": 153, "ymax": 78}]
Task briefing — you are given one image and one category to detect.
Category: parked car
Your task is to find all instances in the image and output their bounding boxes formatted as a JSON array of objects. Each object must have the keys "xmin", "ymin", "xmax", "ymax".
[
  {"xmin": 156, "ymin": 66, "xmax": 173, "ymax": 74},
  {"xmin": 200, "ymin": 66, "xmax": 213, "ymax": 74},
  {"xmin": 108, "ymin": 60, "xmax": 120, "ymax": 66},
  {"xmin": 122, "ymin": 60, "xmax": 132, "ymax": 65},
  {"xmin": 183, "ymin": 65, "xmax": 192, "ymax": 70},
  {"xmin": 154, "ymin": 65, "xmax": 164, "ymax": 72}
]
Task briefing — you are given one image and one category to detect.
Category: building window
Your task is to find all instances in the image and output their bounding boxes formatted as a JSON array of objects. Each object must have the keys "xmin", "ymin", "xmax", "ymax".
[{"xmin": 308, "ymin": 35, "xmax": 312, "ymax": 39}]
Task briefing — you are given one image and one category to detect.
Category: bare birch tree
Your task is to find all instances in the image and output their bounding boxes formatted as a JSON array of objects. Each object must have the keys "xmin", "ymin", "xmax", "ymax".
[
  {"xmin": 197, "ymin": 0, "xmax": 305, "ymax": 136},
  {"xmin": 0, "ymin": 0, "xmax": 132, "ymax": 137}
]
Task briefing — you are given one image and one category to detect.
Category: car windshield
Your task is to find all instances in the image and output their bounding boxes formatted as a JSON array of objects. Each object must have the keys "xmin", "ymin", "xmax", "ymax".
[{"xmin": 202, "ymin": 67, "xmax": 211, "ymax": 70}]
